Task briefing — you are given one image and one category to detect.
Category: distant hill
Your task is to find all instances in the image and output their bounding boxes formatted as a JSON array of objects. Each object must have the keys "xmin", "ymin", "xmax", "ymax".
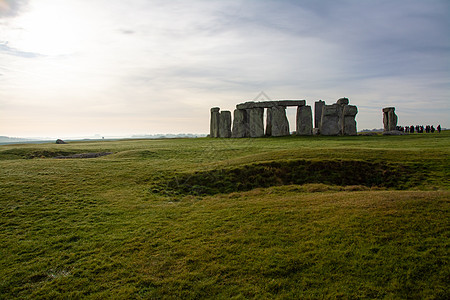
[{"xmin": 0, "ymin": 136, "xmax": 50, "ymax": 145}]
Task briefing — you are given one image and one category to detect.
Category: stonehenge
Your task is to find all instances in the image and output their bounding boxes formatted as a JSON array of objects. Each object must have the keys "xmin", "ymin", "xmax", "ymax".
[
  {"xmin": 382, "ymin": 107, "xmax": 398, "ymax": 132},
  {"xmin": 210, "ymin": 98, "xmax": 358, "ymax": 138}
]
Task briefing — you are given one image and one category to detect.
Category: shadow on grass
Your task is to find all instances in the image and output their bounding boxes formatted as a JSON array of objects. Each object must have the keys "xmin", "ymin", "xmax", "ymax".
[{"xmin": 153, "ymin": 159, "xmax": 426, "ymax": 196}]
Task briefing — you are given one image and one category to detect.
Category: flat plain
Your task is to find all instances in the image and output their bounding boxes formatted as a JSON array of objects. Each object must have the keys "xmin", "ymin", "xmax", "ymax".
[{"xmin": 1, "ymin": 132, "xmax": 449, "ymax": 298}]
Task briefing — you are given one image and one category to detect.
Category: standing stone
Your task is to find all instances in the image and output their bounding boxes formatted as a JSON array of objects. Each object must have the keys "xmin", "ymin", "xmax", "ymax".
[
  {"xmin": 336, "ymin": 98, "xmax": 349, "ymax": 106},
  {"xmin": 248, "ymin": 108, "xmax": 265, "ymax": 137},
  {"xmin": 296, "ymin": 105, "xmax": 313, "ymax": 135},
  {"xmin": 210, "ymin": 107, "xmax": 220, "ymax": 138},
  {"xmin": 231, "ymin": 109, "xmax": 248, "ymax": 138},
  {"xmin": 219, "ymin": 111, "xmax": 232, "ymax": 138},
  {"xmin": 265, "ymin": 108, "xmax": 273, "ymax": 136},
  {"xmin": 342, "ymin": 105, "xmax": 358, "ymax": 135},
  {"xmin": 314, "ymin": 100, "xmax": 325, "ymax": 129},
  {"xmin": 382, "ymin": 107, "xmax": 397, "ymax": 131},
  {"xmin": 271, "ymin": 106, "xmax": 290, "ymax": 137},
  {"xmin": 320, "ymin": 104, "xmax": 341, "ymax": 135}
]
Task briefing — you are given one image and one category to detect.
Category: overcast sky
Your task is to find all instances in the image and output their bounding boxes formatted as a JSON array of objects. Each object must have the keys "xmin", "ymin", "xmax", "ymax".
[{"xmin": 0, "ymin": 0, "xmax": 449, "ymax": 137}]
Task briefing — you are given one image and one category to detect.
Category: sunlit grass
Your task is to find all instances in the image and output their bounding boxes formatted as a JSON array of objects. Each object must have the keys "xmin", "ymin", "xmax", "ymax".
[{"xmin": 0, "ymin": 132, "xmax": 449, "ymax": 298}]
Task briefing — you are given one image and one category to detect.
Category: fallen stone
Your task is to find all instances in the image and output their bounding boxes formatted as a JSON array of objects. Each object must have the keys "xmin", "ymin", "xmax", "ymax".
[
  {"xmin": 382, "ymin": 130, "xmax": 407, "ymax": 135},
  {"xmin": 56, "ymin": 139, "xmax": 67, "ymax": 144}
]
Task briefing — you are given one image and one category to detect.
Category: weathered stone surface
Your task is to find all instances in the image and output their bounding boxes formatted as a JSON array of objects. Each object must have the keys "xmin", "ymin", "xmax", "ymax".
[
  {"xmin": 382, "ymin": 107, "xmax": 397, "ymax": 132},
  {"xmin": 296, "ymin": 105, "xmax": 313, "ymax": 135},
  {"xmin": 265, "ymin": 107, "xmax": 273, "ymax": 136},
  {"xmin": 314, "ymin": 100, "xmax": 325, "ymax": 128},
  {"xmin": 336, "ymin": 98, "xmax": 349, "ymax": 106},
  {"xmin": 248, "ymin": 108, "xmax": 264, "ymax": 137},
  {"xmin": 236, "ymin": 100, "xmax": 306, "ymax": 109},
  {"xmin": 219, "ymin": 110, "xmax": 232, "ymax": 138},
  {"xmin": 231, "ymin": 109, "xmax": 248, "ymax": 138},
  {"xmin": 271, "ymin": 106, "xmax": 290, "ymax": 136},
  {"xmin": 342, "ymin": 105, "xmax": 358, "ymax": 135},
  {"xmin": 320, "ymin": 104, "xmax": 341, "ymax": 135},
  {"xmin": 56, "ymin": 139, "xmax": 67, "ymax": 144},
  {"xmin": 210, "ymin": 107, "xmax": 220, "ymax": 137}
]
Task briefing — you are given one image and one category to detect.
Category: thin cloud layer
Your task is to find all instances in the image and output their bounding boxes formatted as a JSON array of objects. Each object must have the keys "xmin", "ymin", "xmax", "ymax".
[{"xmin": 0, "ymin": 0, "xmax": 448, "ymax": 137}]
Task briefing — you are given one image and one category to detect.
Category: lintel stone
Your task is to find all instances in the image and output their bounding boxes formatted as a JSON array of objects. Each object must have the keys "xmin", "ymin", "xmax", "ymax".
[{"xmin": 236, "ymin": 100, "xmax": 306, "ymax": 109}]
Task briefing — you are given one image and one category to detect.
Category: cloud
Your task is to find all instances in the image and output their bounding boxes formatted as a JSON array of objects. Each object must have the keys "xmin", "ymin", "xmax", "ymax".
[
  {"xmin": 0, "ymin": 0, "xmax": 449, "ymax": 137},
  {"xmin": 0, "ymin": 41, "xmax": 43, "ymax": 58},
  {"xmin": 0, "ymin": 0, "xmax": 29, "ymax": 18}
]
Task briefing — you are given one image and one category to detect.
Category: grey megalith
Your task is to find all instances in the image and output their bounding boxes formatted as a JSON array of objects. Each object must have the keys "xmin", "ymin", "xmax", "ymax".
[
  {"xmin": 219, "ymin": 110, "xmax": 232, "ymax": 138},
  {"xmin": 210, "ymin": 107, "xmax": 220, "ymax": 138},
  {"xmin": 382, "ymin": 107, "xmax": 397, "ymax": 131},
  {"xmin": 265, "ymin": 107, "xmax": 273, "ymax": 136},
  {"xmin": 342, "ymin": 105, "xmax": 357, "ymax": 135},
  {"xmin": 270, "ymin": 106, "xmax": 290, "ymax": 137},
  {"xmin": 231, "ymin": 109, "xmax": 248, "ymax": 138},
  {"xmin": 248, "ymin": 108, "xmax": 265, "ymax": 137},
  {"xmin": 320, "ymin": 104, "xmax": 341, "ymax": 135},
  {"xmin": 314, "ymin": 100, "xmax": 325, "ymax": 129},
  {"xmin": 296, "ymin": 105, "xmax": 313, "ymax": 135}
]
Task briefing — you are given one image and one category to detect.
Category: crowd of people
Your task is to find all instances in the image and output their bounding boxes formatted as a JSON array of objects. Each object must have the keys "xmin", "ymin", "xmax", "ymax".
[{"xmin": 395, "ymin": 124, "xmax": 441, "ymax": 133}]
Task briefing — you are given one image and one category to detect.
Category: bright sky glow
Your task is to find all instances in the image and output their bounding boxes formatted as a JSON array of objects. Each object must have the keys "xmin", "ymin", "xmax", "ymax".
[{"xmin": 0, "ymin": 0, "xmax": 449, "ymax": 138}]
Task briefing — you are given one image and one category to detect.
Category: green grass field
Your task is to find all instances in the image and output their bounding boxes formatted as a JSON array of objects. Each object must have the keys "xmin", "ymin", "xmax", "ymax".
[{"xmin": 1, "ymin": 132, "xmax": 449, "ymax": 298}]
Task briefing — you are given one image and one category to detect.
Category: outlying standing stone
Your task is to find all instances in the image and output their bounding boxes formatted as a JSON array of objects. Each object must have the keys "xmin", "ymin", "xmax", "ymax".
[
  {"xmin": 56, "ymin": 139, "xmax": 67, "ymax": 144},
  {"xmin": 382, "ymin": 107, "xmax": 397, "ymax": 132}
]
